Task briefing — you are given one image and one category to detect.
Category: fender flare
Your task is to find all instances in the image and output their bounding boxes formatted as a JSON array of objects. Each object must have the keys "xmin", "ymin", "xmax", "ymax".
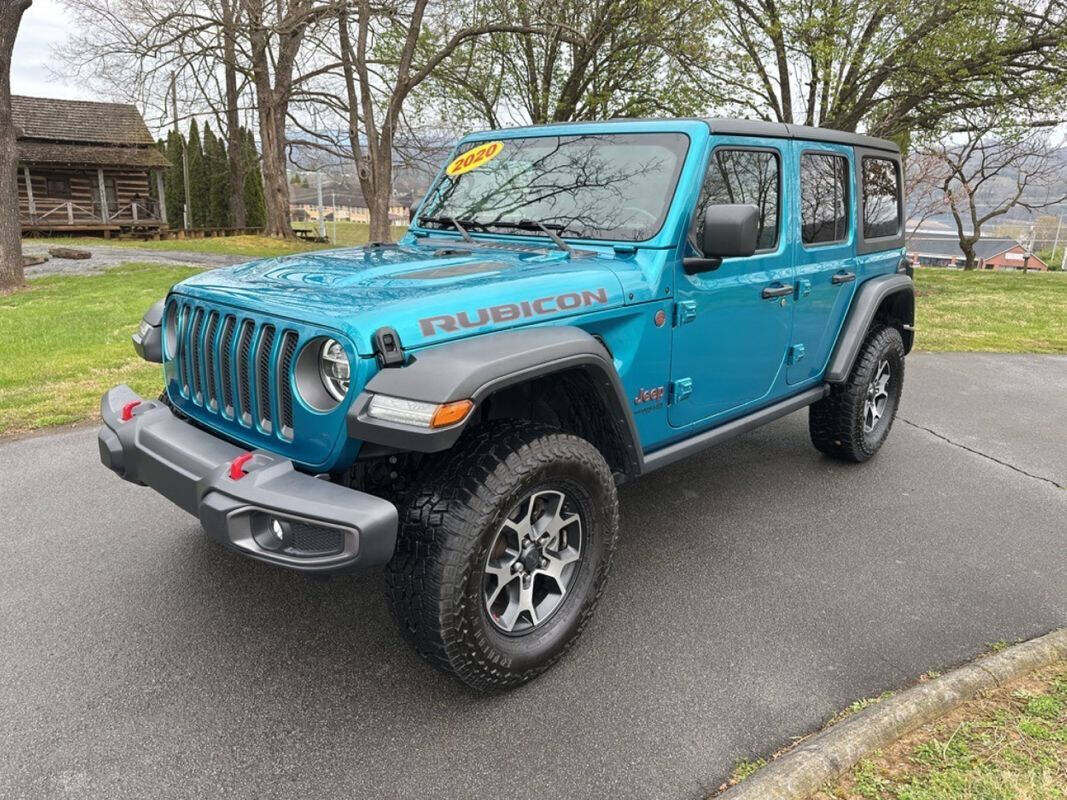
[
  {"xmin": 825, "ymin": 273, "xmax": 914, "ymax": 383},
  {"xmin": 346, "ymin": 326, "xmax": 642, "ymax": 471}
]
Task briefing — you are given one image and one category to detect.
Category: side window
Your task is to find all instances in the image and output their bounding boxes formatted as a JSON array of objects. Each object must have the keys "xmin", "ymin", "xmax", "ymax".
[
  {"xmin": 862, "ymin": 157, "xmax": 901, "ymax": 239},
  {"xmin": 800, "ymin": 153, "xmax": 849, "ymax": 245},
  {"xmin": 45, "ymin": 175, "xmax": 71, "ymax": 199},
  {"xmin": 692, "ymin": 148, "xmax": 780, "ymax": 252}
]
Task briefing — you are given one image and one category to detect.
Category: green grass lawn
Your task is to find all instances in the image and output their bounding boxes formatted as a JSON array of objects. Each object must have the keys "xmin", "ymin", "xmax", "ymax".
[
  {"xmin": 914, "ymin": 268, "xmax": 1067, "ymax": 354},
  {"xmin": 815, "ymin": 663, "xmax": 1067, "ymax": 800},
  {"xmin": 22, "ymin": 221, "xmax": 408, "ymax": 259},
  {"xmin": 0, "ymin": 263, "xmax": 201, "ymax": 435},
  {"xmin": 0, "ymin": 263, "xmax": 1063, "ymax": 437}
]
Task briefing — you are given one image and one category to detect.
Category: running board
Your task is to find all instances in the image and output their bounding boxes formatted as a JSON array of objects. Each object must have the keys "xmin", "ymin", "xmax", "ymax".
[{"xmin": 640, "ymin": 385, "xmax": 830, "ymax": 473}]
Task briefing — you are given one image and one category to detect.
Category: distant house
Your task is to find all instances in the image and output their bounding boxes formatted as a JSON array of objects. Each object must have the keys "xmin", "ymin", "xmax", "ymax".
[
  {"xmin": 14, "ymin": 95, "xmax": 169, "ymax": 236},
  {"xmin": 907, "ymin": 231, "xmax": 1049, "ymax": 271},
  {"xmin": 288, "ymin": 183, "xmax": 415, "ymax": 226}
]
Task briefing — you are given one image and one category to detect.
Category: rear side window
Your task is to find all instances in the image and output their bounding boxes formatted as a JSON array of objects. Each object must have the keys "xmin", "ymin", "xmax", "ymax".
[
  {"xmin": 800, "ymin": 153, "xmax": 849, "ymax": 245},
  {"xmin": 692, "ymin": 148, "xmax": 780, "ymax": 251},
  {"xmin": 862, "ymin": 157, "xmax": 901, "ymax": 239}
]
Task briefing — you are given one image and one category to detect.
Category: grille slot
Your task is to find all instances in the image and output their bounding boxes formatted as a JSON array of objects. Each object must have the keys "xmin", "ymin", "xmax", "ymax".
[
  {"xmin": 236, "ymin": 320, "xmax": 255, "ymax": 426},
  {"xmin": 189, "ymin": 307, "xmax": 205, "ymax": 403},
  {"xmin": 277, "ymin": 331, "xmax": 298, "ymax": 439},
  {"xmin": 168, "ymin": 302, "xmax": 321, "ymax": 443},
  {"xmin": 218, "ymin": 315, "xmax": 236, "ymax": 417},
  {"xmin": 177, "ymin": 306, "xmax": 191, "ymax": 395},
  {"xmin": 255, "ymin": 325, "xmax": 276, "ymax": 433},
  {"xmin": 203, "ymin": 311, "xmax": 219, "ymax": 410}
]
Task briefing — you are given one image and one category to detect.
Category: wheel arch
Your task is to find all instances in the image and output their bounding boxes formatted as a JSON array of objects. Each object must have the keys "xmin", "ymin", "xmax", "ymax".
[
  {"xmin": 825, "ymin": 273, "xmax": 914, "ymax": 384},
  {"xmin": 346, "ymin": 326, "xmax": 642, "ymax": 479}
]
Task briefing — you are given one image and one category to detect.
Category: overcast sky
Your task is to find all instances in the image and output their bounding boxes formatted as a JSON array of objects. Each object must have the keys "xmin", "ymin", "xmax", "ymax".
[{"xmin": 11, "ymin": 0, "xmax": 88, "ymax": 100}]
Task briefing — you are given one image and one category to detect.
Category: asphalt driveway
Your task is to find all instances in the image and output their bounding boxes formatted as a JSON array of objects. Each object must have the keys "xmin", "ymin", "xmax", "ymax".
[{"xmin": 1, "ymin": 353, "xmax": 1064, "ymax": 799}]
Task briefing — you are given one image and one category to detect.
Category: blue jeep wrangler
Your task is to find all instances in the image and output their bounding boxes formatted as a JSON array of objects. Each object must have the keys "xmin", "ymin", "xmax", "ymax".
[{"xmin": 99, "ymin": 118, "xmax": 914, "ymax": 690}]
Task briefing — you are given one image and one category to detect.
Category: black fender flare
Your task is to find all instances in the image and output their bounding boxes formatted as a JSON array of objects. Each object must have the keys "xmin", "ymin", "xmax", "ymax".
[
  {"xmin": 825, "ymin": 273, "xmax": 914, "ymax": 383},
  {"xmin": 346, "ymin": 326, "xmax": 642, "ymax": 472},
  {"xmin": 133, "ymin": 299, "xmax": 165, "ymax": 363}
]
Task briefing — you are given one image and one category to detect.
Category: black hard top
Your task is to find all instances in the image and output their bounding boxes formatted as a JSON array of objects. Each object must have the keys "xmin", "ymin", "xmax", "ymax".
[
  {"xmin": 701, "ymin": 118, "xmax": 900, "ymax": 153},
  {"xmin": 480, "ymin": 116, "xmax": 901, "ymax": 155}
]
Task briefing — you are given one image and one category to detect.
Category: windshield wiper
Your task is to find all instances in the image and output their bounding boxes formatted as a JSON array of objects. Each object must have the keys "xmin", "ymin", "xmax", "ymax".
[
  {"xmin": 469, "ymin": 219, "xmax": 573, "ymax": 254},
  {"xmin": 416, "ymin": 215, "xmax": 475, "ymax": 242}
]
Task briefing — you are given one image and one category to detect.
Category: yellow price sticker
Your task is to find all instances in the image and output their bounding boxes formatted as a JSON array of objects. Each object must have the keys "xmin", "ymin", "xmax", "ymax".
[{"xmin": 446, "ymin": 140, "xmax": 504, "ymax": 177}]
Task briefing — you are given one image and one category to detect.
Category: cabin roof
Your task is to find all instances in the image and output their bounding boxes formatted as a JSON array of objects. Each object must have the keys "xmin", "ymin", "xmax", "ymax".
[
  {"xmin": 12, "ymin": 95, "xmax": 157, "ymax": 146},
  {"xmin": 12, "ymin": 95, "xmax": 168, "ymax": 169}
]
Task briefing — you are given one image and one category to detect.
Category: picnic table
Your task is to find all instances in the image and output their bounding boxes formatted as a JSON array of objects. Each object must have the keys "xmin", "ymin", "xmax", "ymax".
[{"xmin": 294, "ymin": 228, "xmax": 330, "ymax": 243}]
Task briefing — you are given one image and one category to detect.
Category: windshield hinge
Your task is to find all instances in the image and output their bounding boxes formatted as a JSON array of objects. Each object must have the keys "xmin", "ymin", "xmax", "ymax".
[{"xmin": 372, "ymin": 326, "xmax": 405, "ymax": 367}]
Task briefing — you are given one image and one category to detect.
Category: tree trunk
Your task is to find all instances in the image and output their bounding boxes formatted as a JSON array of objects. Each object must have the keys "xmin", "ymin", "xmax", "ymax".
[
  {"xmin": 256, "ymin": 102, "xmax": 292, "ymax": 238},
  {"xmin": 365, "ymin": 152, "xmax": 394, "ymax": 242},
  {"xmin": 0, "ymin": 1, "xmax": 30, "ymax": 293},
  {"xmin": 961, "ymin": 242, "xmax": 978, "ymax": 270},
  {"xmin": 221, "ymin": 0, "xmax": 246, "ymax": 228}
]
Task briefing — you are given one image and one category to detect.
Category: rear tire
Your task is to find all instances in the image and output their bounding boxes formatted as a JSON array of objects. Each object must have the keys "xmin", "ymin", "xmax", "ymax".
[
  {"xmin": 809, "ymin": 324, "xmax": 905, "ymax": 462},
  {"xmin": 385, "ymin": 420, "xmax": 619, "ymax": 691}
]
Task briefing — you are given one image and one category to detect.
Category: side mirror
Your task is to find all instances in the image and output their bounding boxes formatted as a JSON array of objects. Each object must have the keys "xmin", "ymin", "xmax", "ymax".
[
  {"xmin": 408, "ymin": 204, "xmax": 418, "ymax": 223},
  {"xmin": 684, "ymin": 204, "xmax": 760, "ymax": 275}
]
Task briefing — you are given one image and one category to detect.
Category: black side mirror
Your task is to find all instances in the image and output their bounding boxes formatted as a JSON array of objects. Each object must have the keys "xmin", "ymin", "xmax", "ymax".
[
  {"xmin": 684, "ymin": 204, "xmax": 760, "ymax": 275},
  {"xmin": 408, "ymin": 204, "xmax": 418, "ymax": 223}
]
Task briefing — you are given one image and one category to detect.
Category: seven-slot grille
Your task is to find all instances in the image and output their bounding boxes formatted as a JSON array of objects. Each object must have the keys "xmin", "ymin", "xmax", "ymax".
[{"xmin": 167, "ymin": 301, "xmax": 301, "ymax": 441}]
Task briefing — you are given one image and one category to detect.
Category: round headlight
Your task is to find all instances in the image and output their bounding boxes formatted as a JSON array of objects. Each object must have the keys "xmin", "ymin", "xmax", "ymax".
[{"xmin": 319, "ymin": 338, "xmax": 351, "ymax": 401}]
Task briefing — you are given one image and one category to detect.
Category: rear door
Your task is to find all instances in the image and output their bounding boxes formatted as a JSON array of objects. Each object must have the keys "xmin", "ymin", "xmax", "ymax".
[
  {"xmin": 669, "ymin": 140, "xmax": 794, "ymax": 427},
  {"xmin": 787, "ymin": 145, "xmax": 857, "ymax": 384}
]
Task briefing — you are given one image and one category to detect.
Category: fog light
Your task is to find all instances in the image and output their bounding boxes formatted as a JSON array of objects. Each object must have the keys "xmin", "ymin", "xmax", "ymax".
[{"xmin": 251, "ymin": 513, "xmax": 291, "ymax": 551}]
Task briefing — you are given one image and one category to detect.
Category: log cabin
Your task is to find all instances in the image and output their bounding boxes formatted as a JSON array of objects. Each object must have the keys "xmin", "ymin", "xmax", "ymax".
[{"xmin": 14, "ymin": 95, "xmax": 169, "ymax": 237}]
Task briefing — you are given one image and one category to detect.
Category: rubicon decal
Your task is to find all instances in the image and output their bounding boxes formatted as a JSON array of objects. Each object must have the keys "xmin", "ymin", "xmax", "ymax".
[{"xmin": 419, "ymin": 288, "xmax": 610, "ymax": 337}]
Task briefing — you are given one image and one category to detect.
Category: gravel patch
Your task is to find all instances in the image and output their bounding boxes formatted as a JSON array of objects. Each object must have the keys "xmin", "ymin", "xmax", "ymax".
[{"xmin": 21, "ymin": 243, "xmax": 250, "ymax": 277}]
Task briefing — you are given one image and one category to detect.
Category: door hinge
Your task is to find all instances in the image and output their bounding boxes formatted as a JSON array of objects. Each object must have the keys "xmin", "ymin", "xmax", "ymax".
[
  {"xmin": 673, "ymin": 300, "xmax": 697, "ymax": 327},
  {"xmin": 670, "ymin": 377, "xmax": 693, "ymax": 403},
  {"xmin": 787, "ymin": 344, "xmax": 806, "ymax": 365}
]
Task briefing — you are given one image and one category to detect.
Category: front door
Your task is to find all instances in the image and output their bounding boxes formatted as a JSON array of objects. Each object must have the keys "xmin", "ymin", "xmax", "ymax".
[
  {"xmin": 787, "ymin": 145, "xmax": 857, "ymax": 383},
  {"xmin": 669, "ymin": 142, "xmax": 794, "ymax": 428}
]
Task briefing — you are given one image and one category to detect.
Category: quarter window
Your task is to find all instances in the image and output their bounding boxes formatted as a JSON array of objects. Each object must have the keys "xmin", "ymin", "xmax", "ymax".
[
  {"xmin": 862, "ymin": 157, "xmax": 901, "ymax": 239},
  {"xmin": 692, "ymin": 148, "xmax": 780, "ymax": 252},
  {"xmin": 800, "ymin": 153, "xmax": 849, "ymax": 245}
]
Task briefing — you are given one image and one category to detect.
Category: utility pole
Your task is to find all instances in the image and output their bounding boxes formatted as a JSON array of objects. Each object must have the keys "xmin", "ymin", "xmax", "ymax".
[
  {"xmin": 331, "ymin": 191, "xmax": 337, "ymax": 244},
  {"xmin": 1051, "ymin": 214, "xmax": 1064, "ymax": 269},
  {"xmin": 170, "ymin": 73, "xmax": 192, "ymax": 230},
  {"xmin": 316, "ymin": 171, "xmax": 325, "ymax": 239}
]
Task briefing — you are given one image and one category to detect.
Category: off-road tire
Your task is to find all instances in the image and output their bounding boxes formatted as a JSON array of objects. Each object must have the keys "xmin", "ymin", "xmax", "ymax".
[
  {"xmin": 385, "ymin": 420, "xmax": 619, "ymax": 691},
  {"xmin": 809, "ymin": 324, "xmax": 905, "ymax": 462}
]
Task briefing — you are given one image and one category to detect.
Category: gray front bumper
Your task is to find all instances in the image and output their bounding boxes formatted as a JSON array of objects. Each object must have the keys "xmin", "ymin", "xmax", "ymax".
[{"xmin": 98, "ymin": 385, "xmax": 398, "ymax": 572}]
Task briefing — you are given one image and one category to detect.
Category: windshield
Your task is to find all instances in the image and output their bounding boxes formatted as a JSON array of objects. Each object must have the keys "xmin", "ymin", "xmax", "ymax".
[{"xmin": 417, "ymin": 132, "xmax": 690, "ymax": 242}]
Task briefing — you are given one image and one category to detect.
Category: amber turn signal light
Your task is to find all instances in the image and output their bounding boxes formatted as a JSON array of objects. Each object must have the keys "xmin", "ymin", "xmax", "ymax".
[{"xmin": 430, "ymin": 399, "xmax": 474, "ymax": 428}]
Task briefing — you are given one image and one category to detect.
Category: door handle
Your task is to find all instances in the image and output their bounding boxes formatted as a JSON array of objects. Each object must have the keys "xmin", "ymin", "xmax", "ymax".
[
  {"xmin": 761, "ymin": 283, "xmax": 794, "ymax": 299},
  {"xmin": 831, "ymin": 271, "xmax": 856, "ymax": 285}
]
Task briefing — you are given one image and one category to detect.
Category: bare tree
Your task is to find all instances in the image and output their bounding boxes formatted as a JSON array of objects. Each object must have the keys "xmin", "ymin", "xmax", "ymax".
[
  {"xmin": 915, "ymin": 121, "xmax": 1067, "ymax": 269},
  {"xmin": 323, "ymin": 0, "xmax": 543, "ymax": 240},
  {"xmin": 700, "ymin": 0, "xmax": 1067, "ymax": 139},
  {"xmin": 424, "ymin": 0, "xmax": 711, "ymax": 128},
  {"xmin": 0, "ymin": 0, "xmax": 30, "ymax": 293}
]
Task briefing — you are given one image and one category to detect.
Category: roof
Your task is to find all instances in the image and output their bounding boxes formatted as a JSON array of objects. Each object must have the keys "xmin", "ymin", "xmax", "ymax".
[
  {"xmin": 702, "ymin": 119, "xmax": 900, "ymax": 154},
  {"xmin": 908, "ymin": 234, "xmax": 1023, "ymax": 260},
  {"xmin": 12, "ymin": 95, "xmax": 157, "ymax": 145},
  {"xmin": 12, "ymin": 95, "xmax": 167, "ymax": 169},
  {"xmin": 458, "ymin": 116, "xmax": 900, "ymax": 154},
  {"xmin": 17, "ymin": 140, "xmax": 169, "ymax": 168}
]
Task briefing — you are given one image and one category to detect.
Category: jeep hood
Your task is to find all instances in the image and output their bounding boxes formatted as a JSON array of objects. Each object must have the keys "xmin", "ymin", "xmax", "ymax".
[{"xmin": 173, "ymin": 241, "xmax": 629, "ymax": 353}]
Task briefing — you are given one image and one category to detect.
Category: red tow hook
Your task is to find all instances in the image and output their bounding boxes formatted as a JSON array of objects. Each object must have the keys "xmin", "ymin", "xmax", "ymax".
[
  {"xmin": 229, "ymin": 453, "xmax": 255, "ymax": 480},
  {"xmin": 120, "ymin": 400, "xmax": 142, "ymax": 422}
]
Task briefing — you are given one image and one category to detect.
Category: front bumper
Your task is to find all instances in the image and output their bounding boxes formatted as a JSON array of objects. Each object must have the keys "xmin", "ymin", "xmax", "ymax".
[{"xmin": 98, "ymin": 385, "xmax": 398, "ymax": 573}]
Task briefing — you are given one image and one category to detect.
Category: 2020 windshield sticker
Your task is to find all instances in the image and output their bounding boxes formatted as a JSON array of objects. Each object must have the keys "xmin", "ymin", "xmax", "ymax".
[{"xmin": 446, "ymin": 141, "xmax": 504, "ymax": 177}]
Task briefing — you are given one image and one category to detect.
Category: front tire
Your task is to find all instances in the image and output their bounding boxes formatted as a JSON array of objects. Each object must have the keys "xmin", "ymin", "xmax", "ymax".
[
  {"xmin": 809, "ymin": 324, "xmax": 905, "ymax": 462},
  {"xmin": 385, "ymin": 420, "xmax": 619, "ymax": 690}
]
